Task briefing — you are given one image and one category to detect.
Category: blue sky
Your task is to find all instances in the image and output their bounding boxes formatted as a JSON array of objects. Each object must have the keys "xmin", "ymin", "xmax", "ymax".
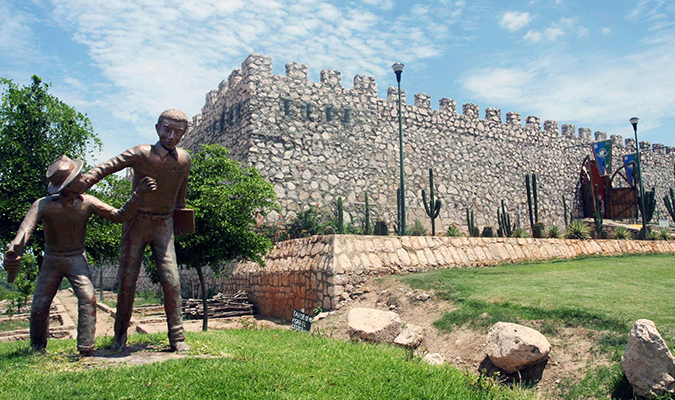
[{"xmin": 2, "ymin": 0, "xmax": 674, "ymax": 163}]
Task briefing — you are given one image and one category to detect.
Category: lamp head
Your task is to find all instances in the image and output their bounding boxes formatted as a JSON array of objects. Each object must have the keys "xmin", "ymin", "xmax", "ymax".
[
  {"xmin": 630, "ymin": 117, "xmax": 639, "ymax": 128},
  {"xmin": 392, "ymin": 62, "xmax": 404, "ymax": 83}
]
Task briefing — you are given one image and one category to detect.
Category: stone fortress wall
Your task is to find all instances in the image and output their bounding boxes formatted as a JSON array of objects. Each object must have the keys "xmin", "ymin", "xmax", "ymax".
[{"xmin": 182, "ymin": 54, "xmax": 675, "ymax": 233}]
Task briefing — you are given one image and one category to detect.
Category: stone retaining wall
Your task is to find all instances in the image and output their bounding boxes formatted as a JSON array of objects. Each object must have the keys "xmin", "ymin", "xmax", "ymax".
[{"xmin": 216, "ymin": 235, "xmax": 675, "ymax": 319}]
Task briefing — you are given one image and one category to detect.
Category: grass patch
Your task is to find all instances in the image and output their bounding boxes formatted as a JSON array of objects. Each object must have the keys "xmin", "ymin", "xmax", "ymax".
[
  {"xmin": 0, "ymin": 319, "xmax": 30, "ymax": 332},
  {"xmin": 0, "ymin": 330, "xmax": 535, "ymax": 400},
  {"xmin": 100, "ymin": 289, "xmax": 164, "ymax": 309},
  {"xmin": 403, "ymin": 254, "xmax": 675, "ymax": 344}
]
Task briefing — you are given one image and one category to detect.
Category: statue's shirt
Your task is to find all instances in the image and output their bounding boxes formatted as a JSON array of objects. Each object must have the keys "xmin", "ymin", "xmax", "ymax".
[{"xmin": 83, "ymin": 142, "xmax": 191, "ymax": 215}]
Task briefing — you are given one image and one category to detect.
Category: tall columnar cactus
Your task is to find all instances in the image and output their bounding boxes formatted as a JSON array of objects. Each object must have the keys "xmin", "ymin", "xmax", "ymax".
[
  {"xmin": 364, "ymin": 193, "xmax": 371, "ymax": 235},
  {"xmin": 466, "ymin": 208, "xmax": 478, "ymax": 237},
  {"xmin": 422, "ymin": 168, "xmax": 441, "ymax": 236},
  {"xmin": 593, "ymin": 184, "xmax": 604, "ymax": 238},
  {"xmin": 497, "ymin": 200, "xmax": 515, "ymax": 237},
  {"xmin": 664, "ymin": 188, "xmax": 675, "ymax": 223},
  {"xmin": 638, "ymin": 187, "xmax": 656, "ymax": 224},
  {"xmin": 337, "ymin": 197, "xmax": 344, "ymax": 234}
]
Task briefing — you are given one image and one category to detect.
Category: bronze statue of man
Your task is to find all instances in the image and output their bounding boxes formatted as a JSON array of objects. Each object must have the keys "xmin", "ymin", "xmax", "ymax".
[
  {"xmin": 3, "ymin": 155, "xmax": 156, "ymax": 357},
  {"xmin": 79, "ymin": 109, "xmax": 191, "ymax": 352}
]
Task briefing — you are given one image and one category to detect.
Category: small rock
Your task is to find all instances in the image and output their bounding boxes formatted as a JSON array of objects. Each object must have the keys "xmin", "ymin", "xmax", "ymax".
[
  {"xmin": 485, "ymin": 322, "xmax": 551, "ymax": 373},
  {"xmin": 341, "ymin": 292, "xmax": 351, "ymax": 301},
  {"xmin": 415, "ymin": 293, "xmax": 431, "ymax": 301},
  {"xmin": 621, "ymin": 319, "xmax": 675, "ymax": 397},
  {"xmin": 314, "ymin": 312, "xmax": 329, "ymax": 321},
  {"xmin": 394, "ymin": 324, "xmax": 424, "ymax": 348},
  {"xmin": 423, "ymin": 353, "xmax": 446, "ymax": 366},
  {"xmin": 348, "ymin": 307, "xmax": 401, "ymax": 343}
]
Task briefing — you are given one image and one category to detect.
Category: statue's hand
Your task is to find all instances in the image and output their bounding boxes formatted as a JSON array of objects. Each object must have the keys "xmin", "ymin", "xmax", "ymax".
[
  {"xmin": 136, "ymin": 177, "xmax": 157, "ymax": 195},
  {"xmin": 3, "ymin": 250, "xmax": 21, "ymax": 273}
]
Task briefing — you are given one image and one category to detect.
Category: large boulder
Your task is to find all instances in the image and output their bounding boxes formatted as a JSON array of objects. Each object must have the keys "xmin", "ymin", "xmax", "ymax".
[
  {"xmin": 394, "ymin": 324, "xmax": 424, "ymax": 348},
  {"xmin": 621, "ymin": 319, "xmax": 675, "ymax": 397},
  {"xmin": 348, "ymin": 307, "xmax": 401, "ymax": 343},
  {"xmin": 485, "ymin": 322, "xmax": 551, "ymax": 373}
]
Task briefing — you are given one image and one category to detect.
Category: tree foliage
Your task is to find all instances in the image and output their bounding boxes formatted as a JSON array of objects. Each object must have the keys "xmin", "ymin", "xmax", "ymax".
[
  {"xmin": 0, "ymin": 75, "xmax": 101, "ymax": 246},
  {"xmin": 175, "ymin": 144, "xmax": 279, "ymax": 329},
  {"xmin": 0, "ymin": 75, "xmax": 101, "ymax": 287}
]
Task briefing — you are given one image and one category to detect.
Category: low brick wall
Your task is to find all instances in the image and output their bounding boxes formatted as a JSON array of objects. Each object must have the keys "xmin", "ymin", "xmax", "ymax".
[{"xmin": 217, "ymin": 235, "xmax": 675, "ymax": 320}]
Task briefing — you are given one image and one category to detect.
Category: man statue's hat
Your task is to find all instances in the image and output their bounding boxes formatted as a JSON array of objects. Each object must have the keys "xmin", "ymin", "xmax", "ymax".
[{"xmin": 46, "ymin": 155, "xmax": 83, "ymax": 194}]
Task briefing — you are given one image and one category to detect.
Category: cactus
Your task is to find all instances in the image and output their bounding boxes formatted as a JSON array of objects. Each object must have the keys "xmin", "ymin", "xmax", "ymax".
[
  {"xmin": 525, "ymin": 173, "xmax": 539, "ymax": 233},
  {"xmin": 422, "ymin": 168, "xmax": 442, "ymax": 236},
  {"xmin": 497, "ymin": 200, "xmax": 515, "ymax": 237},
  {"xmin": 638, "ymin": 187, "xmax": 656, "ymax": 224},
  {"xmin": 337, "ymin": 197, "xmax": 344, "ymax": 234},
  {"xmin": 563, "ymin": 195, "xmax": 569, "ymax": 228},
  {"xmin": 593, "ymin": 184, "xmax": 604, "ymax": 238},
  {"xmin": 664, "ymin": 188, "xmax": 675, "ymax": 223},
  {"xmin": 364, "ymin": 193, "xmax": 371, "ymax": 235},
  {"xmin": 466, "ymin": 208, "xmax": 479, "ymax": 237},
  {"xmin": 374, "ymin": 219, "xmax": 388, "ymax": 236},
  {"xmin": 481, "ymin": 226, "xmax": 494, "ymax": 237}
]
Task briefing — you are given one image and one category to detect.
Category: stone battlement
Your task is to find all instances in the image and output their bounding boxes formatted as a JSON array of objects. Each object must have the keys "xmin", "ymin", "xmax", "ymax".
[{"xmin": 184, "ymin": 54, "xmax": 675, "ymax": 232}]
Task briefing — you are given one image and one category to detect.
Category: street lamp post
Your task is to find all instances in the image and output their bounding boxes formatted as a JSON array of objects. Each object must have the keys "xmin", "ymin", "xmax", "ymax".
[
  {"xmin": 392, "ymin": 62, "xmax": 406, "ymax": 235},
  {"xmin": 630, "ymin": 117, "xmax": 648, "ymax": 240}
]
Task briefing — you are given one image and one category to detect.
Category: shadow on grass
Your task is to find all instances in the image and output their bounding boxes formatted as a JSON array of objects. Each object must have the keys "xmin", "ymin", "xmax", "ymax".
[{"xmin": 434, "ymin": 298, "xmax": 629, "ymax": 334}]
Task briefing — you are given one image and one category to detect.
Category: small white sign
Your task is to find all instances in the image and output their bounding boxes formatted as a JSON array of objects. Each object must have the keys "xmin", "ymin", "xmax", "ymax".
[{"xmin": 659, "ymin": 219, "xmax": 669, "ymax": 228}]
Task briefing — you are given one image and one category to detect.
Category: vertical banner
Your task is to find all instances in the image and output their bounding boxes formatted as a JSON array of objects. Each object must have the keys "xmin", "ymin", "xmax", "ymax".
[
  {"xmin": 623, "ymin": 153, "xmax": 636, "ymax": 185},
  {"xmin": 592, "ymin": 140, "xmax": 612, "ymax": 176}
]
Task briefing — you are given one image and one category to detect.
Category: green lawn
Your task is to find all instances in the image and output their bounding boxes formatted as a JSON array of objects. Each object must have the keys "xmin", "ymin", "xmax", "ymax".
[
  {"xmin": 403, "ymin": 254, "xmax": 675, "ymax": 345},
  {"xmin": 0, "ymin": 330, "xmax": 534, "ymax": 400}
]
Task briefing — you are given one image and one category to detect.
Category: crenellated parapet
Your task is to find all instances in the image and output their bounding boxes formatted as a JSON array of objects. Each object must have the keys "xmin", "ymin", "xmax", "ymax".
[{"xmin": 185, "ymin": 54, "xmax": 675, "ymax": 233}]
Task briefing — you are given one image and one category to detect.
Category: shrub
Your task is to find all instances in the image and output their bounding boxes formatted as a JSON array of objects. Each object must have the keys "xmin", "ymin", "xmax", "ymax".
[
  {"xmin": 287, "ymin": 206, "xmax": 324, "ymax": 238},
  {"xmin": 611, "ymin": 226, "xmax": 631, "ymax": 240},
  {"xmin": 446, "ymin": 225, "xmax": 462, "ymax": 237},
  {"xmin": 373, "ymin": 220, "xmax": 388, "ymax": 236},
  {"xmin": 532, "ymin": 221, "xmax": 545, "ymax": 238},
  {"xmin": 409, "ymin": 219, "xmax": 428, "ymax": 236},
  {"xmin": 648, "ymin": 230, "xmax": 660, "ymax": 241},
  {"xmin": 511, "ymin": 227, "xmax": 528, "ymax": 238},
  {"xmin": 470, "ymin": 227, "xmax": 480, "ymax": 237},
  {"xmin": 323, "ymin": 226, "xmax": 335, "ymax": 235},
  {"xmin": 481, "ymin": 226, "xmax": 494, "ymax": 237},
  {"xmin": 637, "ymin": 226, "xmax": 652, "ymax": 240},
  {"xmin": 566, "ymin": 219, "xmax": 592, "ymax": 240},
  {"xmin": 546, "ymin": 225, "xmax": 562, "ymax": 239}
]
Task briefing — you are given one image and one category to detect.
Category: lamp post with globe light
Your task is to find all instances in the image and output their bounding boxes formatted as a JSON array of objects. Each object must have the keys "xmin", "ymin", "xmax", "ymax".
[
  {"xmin": 392, "ymin": 62, "xmax": 406, "ymax": 235},
  {"xmin": 630, "ymin": 117, "xmax": 647, "ymax": 240}
]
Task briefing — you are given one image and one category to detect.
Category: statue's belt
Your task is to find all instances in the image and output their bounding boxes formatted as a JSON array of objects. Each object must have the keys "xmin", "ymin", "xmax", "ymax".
[
  {"xmin": 135, "ymin": 211, "xmax": 172, "ymax": 221},
  {"xmin": 45, "ymin": 247, "xmax": 85, "ymax": 257}
]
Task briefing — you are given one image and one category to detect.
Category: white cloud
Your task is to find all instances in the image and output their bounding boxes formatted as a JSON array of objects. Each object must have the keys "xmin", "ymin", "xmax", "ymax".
[
  {"xmin": 544, "ymin": 27, "xmax": 565, "ymax": 41},
  {"xmin": 500, "ymin": 11, "xmax": 533, "ymax": 32},
  {"xmin": 360, "ymin": 0, "xmax": 394, "ymax": 11},
  {"xmin": 523, "ymin": 29, "xmax": 542, "ymax": 43},
  {"xmin": 460, "ymin": 37, "xmax": 675, "ymax": 139},
  {"xmin": 0, "ymin": 3, "xmax": 42, "ymax": 64},
  {"xmin": 602, "ymin": 27, "xmax": 611, "ymax": 34},
  {"xmin": 578, "ymin": 26, "xmax": 589, "ymax": 37}
]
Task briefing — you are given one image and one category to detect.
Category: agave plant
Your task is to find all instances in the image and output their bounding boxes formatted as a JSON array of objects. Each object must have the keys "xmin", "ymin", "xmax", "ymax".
[
  {"xmin": 546, "ymin": 225, "xmax": 562, "ymax": 239},
  {"xmin": 658, "ymin": 228, "xmax": 671, "ymax": 241},
  {"xmin": 511, "ymin": 227, "xmax": 529, "ymax": 238},
  {"xmin": 611, "ymin": 226, "xmax": 632, "ymax": 240},
  {"xmin": 565, "ymin": 219, "xmax": 592, "ymax": 240},
  {"xmin": 648, "ymin": 230, "xmax": 660, "ymax": 241},
  {"xmin": 446, "ymin": 225, "xmax": 462, "ymax": 237}
]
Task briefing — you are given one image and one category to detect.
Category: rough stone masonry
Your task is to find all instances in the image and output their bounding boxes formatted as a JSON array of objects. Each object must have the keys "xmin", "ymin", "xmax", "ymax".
[{"xmin": 183, "ymin": 54, "xmax": 675, "ymax": 233}]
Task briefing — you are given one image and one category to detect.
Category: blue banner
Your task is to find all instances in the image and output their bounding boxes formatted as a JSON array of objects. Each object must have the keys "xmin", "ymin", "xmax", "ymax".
[
  {"xmin": 623, "ymin": 153, "xmax": 636, "ymax": 185},
  {"xmin": 592, "ymin": 140, "xmax": 612, "ymax": 176}
]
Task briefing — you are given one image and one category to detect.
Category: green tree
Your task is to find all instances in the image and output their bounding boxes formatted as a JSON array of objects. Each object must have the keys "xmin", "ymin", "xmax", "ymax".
[
  {"xmin": 0, "ymin": 75, "xmax": 100, "ymax": 288},
  {"xmin": 175, "ymin": 144, "xmax": 279, "ymax": 331}
]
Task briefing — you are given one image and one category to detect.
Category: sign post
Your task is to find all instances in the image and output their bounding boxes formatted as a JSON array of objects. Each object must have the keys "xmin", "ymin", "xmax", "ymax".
[{"xmin": 291, "ymin": 310, "xmax": 313, "ymax": 333}]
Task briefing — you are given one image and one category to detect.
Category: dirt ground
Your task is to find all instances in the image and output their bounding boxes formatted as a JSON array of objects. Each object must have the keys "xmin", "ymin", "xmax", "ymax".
[{"xmin": 312, "ymin": 275, "xmax": 614, "ymax": 398}]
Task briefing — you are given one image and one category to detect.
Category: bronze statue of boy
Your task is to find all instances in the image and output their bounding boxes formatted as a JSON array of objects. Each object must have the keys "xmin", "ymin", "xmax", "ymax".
[
  {"xmin": 3, "ymin": 155, "xmax": 156, "ymax": 356},
  {"xmin": 79, "ymin": 109, "xmax": 192, "ymax": 352}
]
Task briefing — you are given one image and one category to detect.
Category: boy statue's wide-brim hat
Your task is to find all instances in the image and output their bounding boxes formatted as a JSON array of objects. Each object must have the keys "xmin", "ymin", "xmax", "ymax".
[{"xmin": 46, "ymin": 155, "xmax": 83, "ymax": 194}]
